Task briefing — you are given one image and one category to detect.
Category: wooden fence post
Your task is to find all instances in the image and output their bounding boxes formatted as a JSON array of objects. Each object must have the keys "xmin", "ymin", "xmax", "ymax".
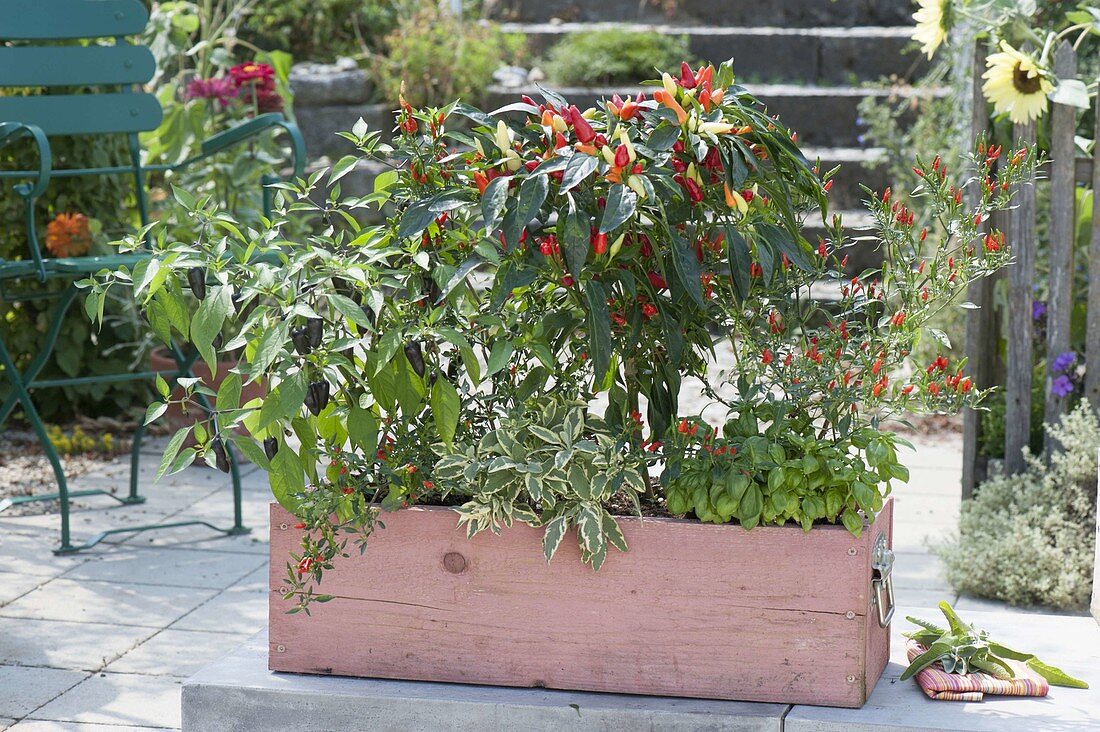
[
  {"xmin": 1042, "ymin": 42, "xmax": 1078, "ymax": 452},
  {"xmin": 1085, "ymin": 88, "xmax": 1100, "ymax": 409},
  {"xmin": 1004, "ymin": 114, "xmax": 1037, "ymax": 475},
  {"xmin": 962, "ymin": 41, "xmax": 993, "ymax": 498}
]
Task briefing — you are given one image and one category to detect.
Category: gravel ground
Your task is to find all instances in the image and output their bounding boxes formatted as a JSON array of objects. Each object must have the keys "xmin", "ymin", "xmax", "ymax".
[{"xmin": 0, "ymin": 421, "xmax": 136, "ymax": 516}]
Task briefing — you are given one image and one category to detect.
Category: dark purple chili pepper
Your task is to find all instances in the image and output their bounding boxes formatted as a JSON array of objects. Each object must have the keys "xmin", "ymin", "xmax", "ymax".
[
  {"xmin": 306, "ymin": 380, "xmax": 331, "ymax": 416},
  {"xmin": 263, "ymin": 437, "xmax": 279, "ymax": 461},
  {"xmin": 305, "ymin": 318, "xmax": 324, "ymax": 349},
  {"xmin": 187, "ymin": 267, "xmax": 207, "ymax": 300},
  {"xmin": 291, "ymin": 328, "xmax": 313, "ymax": 356},
  {"xmin": 211, "ymin": 435, "xmax": 231, "ymax": 473},
  {"xmin": 404, "ymin": 341, "xmax": 426, "ymax": 378}
]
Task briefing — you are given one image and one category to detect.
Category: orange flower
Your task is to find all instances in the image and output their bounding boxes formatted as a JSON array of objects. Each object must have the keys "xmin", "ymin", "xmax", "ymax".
[{"xmin": 45, "ymin": 212, "xmax": 92, "ymax": 257}]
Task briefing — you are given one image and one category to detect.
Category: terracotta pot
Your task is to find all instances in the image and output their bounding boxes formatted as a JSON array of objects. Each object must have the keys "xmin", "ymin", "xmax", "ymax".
[
  {"xmin": 269, "ymin": 498, "xmax": 894, "ymax": 708},
  {"xmin": 149, "ymin": 348, "xmax": 266, "ymax": 432}
]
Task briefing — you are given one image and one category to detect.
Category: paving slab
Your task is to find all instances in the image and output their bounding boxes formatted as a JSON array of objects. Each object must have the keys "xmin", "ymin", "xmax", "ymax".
[
  {"xmin": 0, "ymin": 719, "xmax": 12, "ymax": 730},
  {"xmin": 116, "ymin": 527, "xmax": 267, "ymax": 555},
  {"xmin": 890, "ymin": 552, "xmax": 951, "ymax": 591},
  {"xmin": 62, "ymin": 547, "xmax": 265, "ymax": 590},
  {"xmin": 9, "ymin": 722, "xmax": 175, "ymax": 732},
  {"xmin": 106, "ymin": 629, "xmax": 250, "ymax": 678},
  {"xmin": 0, "ymin": 572, "xmax": 50, "ymax": 609},
  {"xmin": 30, "ymin": 673, "xmax": 183, "ymax": 729},
  {"xmin": 0, "ymin": 618, "xmax": 156, "ymax": 671},
  {"xmin": 225, "ymin": 564, "xmax": 269, "ymax": 593},
  {"xmin": 785, "ymin": 607, "xmax": 1100, "ymax": 732},
  {"xmin": 0, "ymin": 534, "xmax": 91, "ymax": 577},
  {"xmin": 0, "ymin": 578, "xmax": 219, "ymax": 628},
  {"xmin": 183, "ymin": 632, "xmax": 787, "ymax": 732},
  {"xmin": 170, "ymin": 587, "xmax": 267, "ymax": 636},
  {"xmin": 0, "ymin": 665, "xmax": 87, "ymax": 719}
]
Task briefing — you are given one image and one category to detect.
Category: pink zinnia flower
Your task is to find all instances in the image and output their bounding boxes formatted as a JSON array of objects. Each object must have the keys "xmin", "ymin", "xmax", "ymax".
[{"xmin": 185, "ymin": 77, "xmax": 237, "ymax": 107}]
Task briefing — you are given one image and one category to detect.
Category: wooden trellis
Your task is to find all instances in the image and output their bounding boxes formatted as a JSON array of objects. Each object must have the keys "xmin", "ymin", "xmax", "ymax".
[{"xmin": 961, "ymin": 41, "xmax": 1100, "ymax": 496}]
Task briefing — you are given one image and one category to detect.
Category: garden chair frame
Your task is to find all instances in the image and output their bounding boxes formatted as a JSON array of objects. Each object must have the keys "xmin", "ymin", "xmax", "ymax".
[{"xmin": 0, "ymin": 0, "xmax": 305, "ymax": 554}]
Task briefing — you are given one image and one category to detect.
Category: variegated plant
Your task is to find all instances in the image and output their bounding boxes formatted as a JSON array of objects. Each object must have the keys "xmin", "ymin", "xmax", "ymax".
[{"xmin": 434, "ymin": 400, "xmax": 648, "ymax": 569}]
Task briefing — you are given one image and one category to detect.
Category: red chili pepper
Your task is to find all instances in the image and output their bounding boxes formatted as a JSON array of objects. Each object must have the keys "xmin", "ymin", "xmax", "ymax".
[
  {"xmin": 684, "ymin": 177, "xmax": 704, "ymax": 203},
  {"xmin": 614, "ymin": 146, "xmax": 630, "ymax": 169},
  {"xmin": 679, "ymin": 62, "xmax": 696, "ymax": 89},
  {"xmin": 591, "ymin": 228, "xmax": 608, "ymax": 255},
  {"xmin": 569, "ymin": 106, "xmax": 596, "ymax": 144}
]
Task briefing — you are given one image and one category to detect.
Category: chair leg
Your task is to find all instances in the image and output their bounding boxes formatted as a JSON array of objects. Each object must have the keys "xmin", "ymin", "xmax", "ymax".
[
  {"xmin": 165, "ymin": 342, "xmax": 249, "ymax": 537},
  {"xmin": 125, "ymin": 419, "xmax": 147, "ymax": 505},
  {"xmin": 0, "ymin": 336, "xmax": 74, "ymax": 552}
]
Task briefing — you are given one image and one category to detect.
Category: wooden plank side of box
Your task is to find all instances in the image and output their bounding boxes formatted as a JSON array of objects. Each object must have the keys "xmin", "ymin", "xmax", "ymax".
[{"xmin": 270, "ymin": 499, "xmax": 893, "ymax": 707}]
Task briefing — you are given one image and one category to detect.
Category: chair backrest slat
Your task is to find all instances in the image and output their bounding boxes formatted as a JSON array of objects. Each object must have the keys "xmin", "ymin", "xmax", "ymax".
[
  {"xmin": 0, "ymin": 0, "xmax": 148, "ymax": 40},
  {"xmin": 0, "ymin": 46, "xmax": 156, "ymax": 87},
  {"xmin": 0, "ymin": 93, "xmax": 162, "ymax": 135}
]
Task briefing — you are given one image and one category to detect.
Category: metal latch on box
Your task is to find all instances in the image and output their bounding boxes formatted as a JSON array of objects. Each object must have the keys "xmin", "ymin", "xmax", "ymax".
[{"xmin": 870, "ymin": 532, "xmax": 895, "ymax": 627}]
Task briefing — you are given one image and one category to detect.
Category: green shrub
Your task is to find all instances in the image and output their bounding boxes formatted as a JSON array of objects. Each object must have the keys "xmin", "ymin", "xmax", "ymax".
[
  {"xmin": 543, "ymin": 30, "xmax": 691, "ymax": 86},
  {"xmin": 379, "ymin": 7, "xmax": 525, "ymax": 108},
  {"xmin": 238, "ymin": 0, "xmax": 400, "ymax": 63},
  {"xmin": 937, "ymin": 402, "xmax": 1098, "ymax": 610}
]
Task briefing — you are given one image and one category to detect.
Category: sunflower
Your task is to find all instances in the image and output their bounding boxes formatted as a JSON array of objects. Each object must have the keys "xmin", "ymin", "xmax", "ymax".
[
  {"xmin": 912, "ymin": 0, "xmax": 952, "ymax": 59},
  {"xmin": 982, "ymin": 42, "xmax": 1054, "ymax": 124}
]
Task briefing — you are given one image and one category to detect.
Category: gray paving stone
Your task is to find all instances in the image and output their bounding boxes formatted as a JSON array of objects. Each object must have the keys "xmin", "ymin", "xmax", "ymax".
[
  {"xmin": 9, "ymin": 722, "xmax": 175, "ymax": 732},
  {"xmin": 183, "ymin": 632, "xmax": 786, "ymax": 732},
  {"xmin": 0, "ymin": 572, "xmax": 49, "ymax": 609},
  {"xmin": 890, "ymin": 552, "xmax": 951, "ymax": 591},
  {"xmin": 170, "ymin": 588, "xmax": 267, "ymax": 636},
  {"xmin": 30, "ymin": 673, "xmax": 182, "ymax": 729},
  {"xmin": 0, "ymin": 618, "xmax": 156, "ymax": 671},
  {"xmin": 0, "ymin": 718, "xmax": 12, "ymax": 730},
  {"xmin": 107, "ymin": 629, "xmax": 250, "ymax": 678},
  {"xmin": 785, "ymin": 608, "xmax": 1100, "ymax": 732},
  {"xmin": 0, "ymin": 534, "xmax": 91, "ymax": 578},
  {"xmin": 62, "ymin": 548, "xmax": 265, "ymax": 590},
  {"xmin": 116, "ymin": 525, "xmax": 267, "ymax": 555},
  {"xmin": 225, "ymin": 564, "xmax": 269, "ymax": 594},
  {"xmin": 0, "ymin": 579, "xmax": 219, "ymax": 628},
  {"xmin": 0, "ymin": 665, "xmax": 87, "ymax": 718}
]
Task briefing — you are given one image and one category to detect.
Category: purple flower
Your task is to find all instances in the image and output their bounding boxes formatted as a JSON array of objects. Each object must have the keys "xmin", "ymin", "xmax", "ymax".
[
  {"xmin": 1032, "ymin": 300, "xmax": 1047, "ymax": 320},
  {"xmin": 1051, "ymin": 351, "xmax": 1076, "ymax": 374},
  {"xmin": 1051, "ymin": 374, "xmax": 1075, "ymax": 397},
  {"xmin": 185, "ymin": 77, "xmax": 238, "ymax": 107}
]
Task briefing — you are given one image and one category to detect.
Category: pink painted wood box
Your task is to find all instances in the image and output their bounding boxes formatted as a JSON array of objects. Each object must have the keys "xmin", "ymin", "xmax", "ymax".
[{"xmin": 269, "ymin": 497, "xmax": 893, "ymax": 708}]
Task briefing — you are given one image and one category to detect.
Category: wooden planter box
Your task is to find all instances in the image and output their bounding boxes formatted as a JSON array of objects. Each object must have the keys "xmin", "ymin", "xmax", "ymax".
[{"xmin": 269, "ymin": 498, "xmax": 893, "ymax": 708}]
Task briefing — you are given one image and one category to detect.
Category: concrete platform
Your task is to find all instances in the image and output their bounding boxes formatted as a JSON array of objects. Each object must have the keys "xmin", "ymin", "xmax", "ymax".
[
  {"xmin": 183, "ymin": 610, "xmax": 1100, "ymax": 731},
  {"xmin": 182, "ymin": 633, "xmax": 786, "ymax": 731}
]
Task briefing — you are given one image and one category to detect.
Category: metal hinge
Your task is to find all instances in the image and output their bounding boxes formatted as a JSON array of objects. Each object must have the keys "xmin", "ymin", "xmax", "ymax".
[{"xmin": 870, "ymin": 531, "xmax": 895, "ymax": 627}]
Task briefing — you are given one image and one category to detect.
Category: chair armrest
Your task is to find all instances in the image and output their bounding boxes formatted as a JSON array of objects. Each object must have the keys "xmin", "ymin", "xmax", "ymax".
[
  {"xmin": 178, "ymin": 112, "xmax": 306, "ymax": 179},
  {"xmin": 0, "ymin": 122, "xmax": 52, "ymax": 198}
]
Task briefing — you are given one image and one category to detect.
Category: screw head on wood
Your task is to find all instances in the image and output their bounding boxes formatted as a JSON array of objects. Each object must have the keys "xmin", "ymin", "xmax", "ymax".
[
  {"xmin": 847, "ymin": 547, "xmax": 858, "ymax": 556},
  {"xmin": 442, "ymin": 552, "xmax": 467, "ymax": 574},
  {"xmin": 276, "ymin": 645, "xmax": 286, "ymax": 653},
  {"xmin": 847, "ymin": 674, "xmax": 857, "ymax": 683},
  {"xmin": 845, "ymin": 611, "xmax": 856, "ymax": 619},
  {"xmin": 279, "ymin": 523, "xmax": 288, "ymax": 530}
]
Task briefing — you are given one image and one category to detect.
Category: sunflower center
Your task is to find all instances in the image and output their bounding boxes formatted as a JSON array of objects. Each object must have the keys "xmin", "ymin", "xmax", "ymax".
[{"xmin": 1012, "ymin": 64, "xmax": 1043, "ymax": 95}]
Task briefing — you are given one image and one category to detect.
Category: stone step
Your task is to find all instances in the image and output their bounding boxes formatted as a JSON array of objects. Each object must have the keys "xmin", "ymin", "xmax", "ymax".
[
  {"xmin": 489, "ymin": 0, "xmax": 914, "ymax": 28},
  {"xmin": 506, "ymin": 23, "xmax": 925, "ymax": 85},
  {"xmin": 185, "ymin": 610, "xmax": 1100, "ymax": 732},
  {"xmin": 483, "ymin": 84, "xmax": 929, "ymax": 148}
]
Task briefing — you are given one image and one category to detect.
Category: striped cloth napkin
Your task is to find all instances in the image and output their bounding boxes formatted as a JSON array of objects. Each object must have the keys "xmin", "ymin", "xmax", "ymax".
[{"xmin": 906, "ymin": 640, "xmax": 1050, "ymax": 701}]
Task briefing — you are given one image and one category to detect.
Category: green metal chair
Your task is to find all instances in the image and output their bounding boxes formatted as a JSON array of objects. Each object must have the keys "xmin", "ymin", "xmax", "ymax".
[{"xmin": 0, "ymin": 0, "xmax": 306, "ymax": 553}]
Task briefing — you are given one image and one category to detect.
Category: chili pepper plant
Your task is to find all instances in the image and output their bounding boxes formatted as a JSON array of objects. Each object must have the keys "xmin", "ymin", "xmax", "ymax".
[{"xmin": 82, "ymin": 62, "xmax": 1037, "ymax": 611}]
